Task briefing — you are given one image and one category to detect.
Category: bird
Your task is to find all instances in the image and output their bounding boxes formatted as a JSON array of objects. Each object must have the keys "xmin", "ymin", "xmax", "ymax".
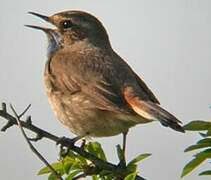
[{"xmin": 26, "ymin": 10, "xmax": 184, "ymax": 154}]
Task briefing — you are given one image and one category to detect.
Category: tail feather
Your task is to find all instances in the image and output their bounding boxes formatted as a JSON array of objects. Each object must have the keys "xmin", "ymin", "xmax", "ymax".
[
  {"xmin": 126, "ymin": 97, "xmax": 185, "ymax": 133},
  {"xmin": 143, "ymin": 101, "xmax": 185, "ymax": 133}
]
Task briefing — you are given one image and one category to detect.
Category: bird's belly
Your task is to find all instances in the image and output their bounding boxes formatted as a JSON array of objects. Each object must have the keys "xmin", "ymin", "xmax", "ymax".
[{"xmin": 45, "ymin": 86, "xmax": 136, "ymax": 137}]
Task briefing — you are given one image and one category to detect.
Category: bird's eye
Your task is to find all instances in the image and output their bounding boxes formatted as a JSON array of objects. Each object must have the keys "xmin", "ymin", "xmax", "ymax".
[{"xmin": 62, "ymin": 20, "xmax": 73, "ymax": 29}]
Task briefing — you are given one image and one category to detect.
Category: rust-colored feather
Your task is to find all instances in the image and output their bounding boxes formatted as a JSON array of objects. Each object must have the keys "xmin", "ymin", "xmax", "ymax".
[{"xmin": 123, "ymin": 86, "xmax": 185, "ymax": 133}]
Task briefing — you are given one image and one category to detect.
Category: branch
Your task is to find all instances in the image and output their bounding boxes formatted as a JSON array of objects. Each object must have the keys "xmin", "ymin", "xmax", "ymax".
[
  {"xmin": 0, "ymin": 102, "xmax": 145, "ymax": 180},
  {"xmin": 10, "ymin": 104, "xmax": 63, "ymax": 180}
]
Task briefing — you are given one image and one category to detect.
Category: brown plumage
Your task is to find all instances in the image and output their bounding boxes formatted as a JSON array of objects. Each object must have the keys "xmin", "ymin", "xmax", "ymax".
[{"xmin": 27, "ymin": 11, "xmax": 185, "ymax": 139}]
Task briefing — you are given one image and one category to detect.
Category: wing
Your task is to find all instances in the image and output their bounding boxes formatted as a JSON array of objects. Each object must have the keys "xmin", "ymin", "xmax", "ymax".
[
  {"xmin": 48, "ymin": 48, "xmax": 159, "ymax": 115},
  {"xmin": 133, "ymin": 72, "xmax": 160, "ymax": 104},
  {"xmin": 48, "ymin": 49, "xmax": 133, "ymax": 114},
  {"xmin": 112, "ymin": 51, "xmax": 160, "ymax": 104}
]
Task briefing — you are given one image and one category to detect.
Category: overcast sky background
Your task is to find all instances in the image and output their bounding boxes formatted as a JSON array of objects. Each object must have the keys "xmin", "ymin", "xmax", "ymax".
[{"xmin": 0, "ymin": 0, "xmax": 211, "ymax": 180}]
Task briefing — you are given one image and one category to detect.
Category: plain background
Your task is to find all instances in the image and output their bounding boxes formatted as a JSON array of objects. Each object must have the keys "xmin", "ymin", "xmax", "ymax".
[{"xmin": 0, "ymin": 0, "xmax": 211, "ymax": 179}]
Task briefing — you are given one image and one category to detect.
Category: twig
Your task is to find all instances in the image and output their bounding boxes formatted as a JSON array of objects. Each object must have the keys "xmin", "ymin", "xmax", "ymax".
[
  {"xmin": 2, "ymin": 102, "xmax": 7, "ymax": 112},
  {"xmin": 72, "ymin": 173, "xmax": 86, "ymax": 180},
  {"xmin": 18, "ymin": 104, "xmax": 31, "ymax": 118},
  {"xmin": 10, "ymin": 104, "xmax": 63, "ymax": 180},
  {"xmin": 0, "ymin": 102, "xmax": 144, "ymax": 179},
  {"xmin": 1, "ymin": 103, "xmax": 14, "ymax": 131}
]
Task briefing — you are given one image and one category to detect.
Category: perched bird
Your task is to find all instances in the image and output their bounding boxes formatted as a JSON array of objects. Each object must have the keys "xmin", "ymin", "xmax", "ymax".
[{"xmin": 27, "ymin": 10, "xmax": 184, "ymax": 152}]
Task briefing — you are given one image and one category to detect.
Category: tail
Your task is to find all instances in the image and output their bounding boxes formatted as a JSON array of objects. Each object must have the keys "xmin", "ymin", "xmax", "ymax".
[
  {"xmin": 126, "ymin": 97, "xmax": 185, "ymax": 133},
  {"xmin": 144, "ymin": 101, "xmax": 185, "ymax": 133}
]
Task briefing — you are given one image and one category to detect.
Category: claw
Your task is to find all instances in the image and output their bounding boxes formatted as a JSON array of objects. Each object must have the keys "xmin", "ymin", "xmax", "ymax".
[
  {"xmin": 59, "ymin": 145, "xmax": 70, "ymax": 158},
  {"xmin": 56, "ymin": 136, "xmax": 78, "ymax": 147}
]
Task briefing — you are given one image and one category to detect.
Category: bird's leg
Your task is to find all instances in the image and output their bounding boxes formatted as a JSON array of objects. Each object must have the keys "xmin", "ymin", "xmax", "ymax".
[
  {"xmin": 118, "ymin": 131, "xmax": 128, "ymax": 168},
  {"xmin": 122, "ymin": 131, "xmax": 128, "ymax": 156},
  {"xmin": 80, "ymin": 139, "xmax": 86, "ymax": 150}
]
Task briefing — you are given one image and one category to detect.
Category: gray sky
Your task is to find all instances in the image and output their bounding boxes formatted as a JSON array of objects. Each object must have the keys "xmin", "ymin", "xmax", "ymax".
[{"xmin": 0, "ymin": 0, "xmax": 211, "ymax": 180}]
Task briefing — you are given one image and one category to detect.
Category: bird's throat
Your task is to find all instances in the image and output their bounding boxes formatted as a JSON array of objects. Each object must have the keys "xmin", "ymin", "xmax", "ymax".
[{"xmin": 47, "ymin": 30, "xmax": 63, "ymax": 57}]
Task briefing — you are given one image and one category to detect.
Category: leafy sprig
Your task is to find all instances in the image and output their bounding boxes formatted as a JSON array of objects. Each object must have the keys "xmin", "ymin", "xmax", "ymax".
[
  {"xmin": 38, "ymin": 142, "xmax": 151, "ymax": 180},
  {"xmin": 182, "ymin": 120, "xmax": 211, "ymax": 178}
]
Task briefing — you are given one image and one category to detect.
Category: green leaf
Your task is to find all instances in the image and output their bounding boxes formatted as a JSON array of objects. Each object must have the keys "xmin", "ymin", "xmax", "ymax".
[
  {"xmin": 65, "ymin": 170, "xmax": 82, "ymax": 180},
  {"xmin": 199, "ymin": 132, "xmax": 208, "ymax": 137},
  {"xmin": 65, "ymin": 150, "xmax": 77, "ymax": 159},
  {"xmin": 85, "ymin": 142, "xmax": 107, "ymax": 161},
  {"xmin": 48, "ymin": 173, "xmax": 58, "ymax": 180},
  {"xmin": 183, "ymin": 121, "xmax": 211, "ymax": 131},
  {"xmin": 116, "ymin": 144, "xmax": 124, "ymax": 162},
  {"xmin": 63, "ymin": 158, "xmax": 83, "ymax": 174},
  {"xmin": 199, "ymin": 170, "xmax": 211, "ymax": 176},
  {"xmin": 38, "ymin": 162, "xmax": 63, "ymax": 175},
  {"xmin": 124, "ymin": 172, "xmax": 137, "ymax": 180},
  {"xmin": 128, "ymin": 153, "xmax": 151, "ymax": 166},
  {"xmin": 92, "ymin": 175, "xmax": 99, "ymax": 180},
  {"xmin": 181, "ymin": 149, "xmax": 211, "ymax": 177},
  {"xmin": 66, "ymin": 150, "xmax": 87, "ymax": 164},
  {"xmin": 63, "ymin": 161, "xmax": 72, "ymax": 174},
  {"xmin": 206, "ymin": 129, "xmax": 211, "ymax": 136},
  {"xmin": 70, "ymin": 161, "xmax": 83, "ymax": 171},
  {"xmin": 127, "ymin": 163, "xmax": 137, "ymax": 173},
  {"xmin": 185, "ymin": 144, "xmax": 211, "ymax": 152},
  {"xmin": 197, "ymin": 138, "xmax": 211, "ymax": 144},
  {"xmin": 76, "ymin": 155, "xmax": 87, "ymax": 164},
  {"xmin": 63, "ymin": 153, "xmax": 86, "ymax": 169}
]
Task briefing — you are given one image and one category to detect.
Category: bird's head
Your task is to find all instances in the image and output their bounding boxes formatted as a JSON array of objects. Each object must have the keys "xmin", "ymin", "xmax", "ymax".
[{"xmin": 26, "ymin": 11, "xmax": 111, "ymax": 56}]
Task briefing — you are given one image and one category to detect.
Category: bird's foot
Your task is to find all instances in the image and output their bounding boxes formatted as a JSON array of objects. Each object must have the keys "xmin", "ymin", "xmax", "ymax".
[
  {"xmin": 57, "ymin": 136, "xmax": 81, "ymax": 157},
  {"xmin": 56, "ymin": 136, "xmax": 80, "ymax": 147},
  {"xmin": 59, "ymin": 145, "xmax": 70, "ymax": 158}
]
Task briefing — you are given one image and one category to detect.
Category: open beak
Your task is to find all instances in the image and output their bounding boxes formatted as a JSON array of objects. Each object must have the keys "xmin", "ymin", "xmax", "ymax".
[
  {"xmin": 28, "ymin": 11, "xmax": 50, "ymax": 22},
  {"xmin": 24, "ymin": 24, "xmax": 51, "ymax": 32},
  {"xmin": 25, "ymin": 12, "xmax": 52, "ymax": 32},
  {"xmin": 26, "ymin": 11, "xmax": 63, "ymax": 53}
]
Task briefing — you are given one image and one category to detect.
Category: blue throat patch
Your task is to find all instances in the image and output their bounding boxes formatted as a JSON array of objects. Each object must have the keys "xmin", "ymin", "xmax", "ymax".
[{"xmin": 47, "ymin": 31, "xmax": 62, "ymax": 57}]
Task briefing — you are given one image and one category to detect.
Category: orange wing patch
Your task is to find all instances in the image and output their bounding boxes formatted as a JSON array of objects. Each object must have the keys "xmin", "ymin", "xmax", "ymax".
[
  {"xmin": 123, "ymin": 86, "xmax": 185, "ymax": 133},
  {"xmin": 123, "ymin": 86, "xmax": 155, "ymax": 121}
]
